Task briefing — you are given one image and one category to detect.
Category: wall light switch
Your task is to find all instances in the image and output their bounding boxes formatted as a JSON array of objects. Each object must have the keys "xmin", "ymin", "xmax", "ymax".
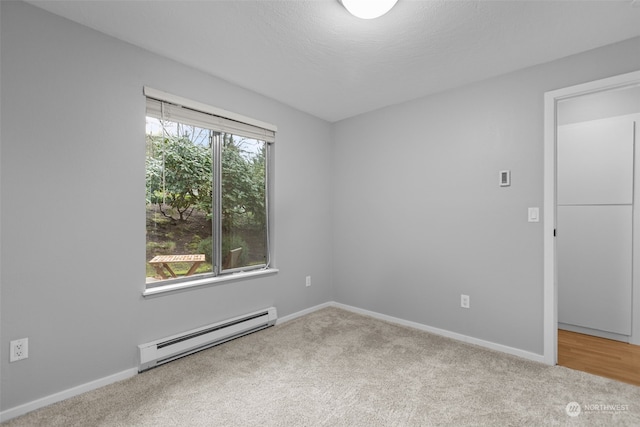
[{"xmin": 528, "ymin": 207, "xmax": 540, "ymax": 222}]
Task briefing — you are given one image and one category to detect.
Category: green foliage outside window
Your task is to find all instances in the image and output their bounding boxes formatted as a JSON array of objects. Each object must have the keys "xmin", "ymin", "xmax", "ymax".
[{"xmin": 146, "ymin": 134, "xmax": 212, "ymax": 221}]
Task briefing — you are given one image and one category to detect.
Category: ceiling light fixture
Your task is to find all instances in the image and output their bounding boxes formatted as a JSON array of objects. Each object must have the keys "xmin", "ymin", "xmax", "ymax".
[{"xmin": 339, "ymin": 0, "xmax": 399, "ymax": 19}]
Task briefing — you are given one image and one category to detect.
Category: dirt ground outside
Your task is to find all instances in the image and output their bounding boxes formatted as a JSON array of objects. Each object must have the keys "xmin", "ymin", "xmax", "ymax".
[{"xmin": 146, "ymin": 206, "xmax": 266, "ymax": 277}]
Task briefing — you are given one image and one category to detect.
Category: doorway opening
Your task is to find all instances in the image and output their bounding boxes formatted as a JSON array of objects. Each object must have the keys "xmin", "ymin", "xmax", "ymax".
[{"xmin": 543, "ymin": 70, "xmax": 640, "ymax": 366}]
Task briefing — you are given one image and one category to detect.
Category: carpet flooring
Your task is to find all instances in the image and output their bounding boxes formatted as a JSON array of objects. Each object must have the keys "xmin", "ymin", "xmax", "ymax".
[{"xmin": 3, "ymin": 307, "xmax": 640, "ymax": 426}]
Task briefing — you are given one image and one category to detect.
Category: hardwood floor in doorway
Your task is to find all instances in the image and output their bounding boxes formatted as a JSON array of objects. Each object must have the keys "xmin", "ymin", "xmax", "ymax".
[{"xmin": 558, "ymin": 329, "xmax": 640, "ymax": 386}]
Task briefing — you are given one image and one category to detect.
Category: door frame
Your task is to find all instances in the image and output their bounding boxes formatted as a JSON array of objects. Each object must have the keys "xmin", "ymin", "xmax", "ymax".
[{"xmin": 543, "ymin": 70, "xmax": 640, "ymax": 365}]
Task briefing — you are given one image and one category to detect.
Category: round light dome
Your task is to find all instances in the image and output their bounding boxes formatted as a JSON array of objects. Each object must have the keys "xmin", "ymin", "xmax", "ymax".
[{"xmin": 340, "ymin": 0, "xmax": 399, "ymax": 19}]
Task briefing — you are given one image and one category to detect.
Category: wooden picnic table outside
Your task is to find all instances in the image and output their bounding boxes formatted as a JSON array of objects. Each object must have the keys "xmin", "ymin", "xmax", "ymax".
[{"xmin": 149, "ymin": 254, "xmax": 206, "ymax": 279}]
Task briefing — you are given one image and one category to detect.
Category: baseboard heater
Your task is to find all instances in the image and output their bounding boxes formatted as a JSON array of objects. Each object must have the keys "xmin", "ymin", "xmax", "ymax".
[{"xmin": 138, "ymin": 307, "xmax": 277, "ymax": 372}]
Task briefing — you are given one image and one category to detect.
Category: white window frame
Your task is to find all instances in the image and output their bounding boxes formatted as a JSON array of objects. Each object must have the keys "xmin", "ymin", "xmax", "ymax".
[{"xmin": 143, "ymin": 87, "xmax": 277, "ymax": 297}]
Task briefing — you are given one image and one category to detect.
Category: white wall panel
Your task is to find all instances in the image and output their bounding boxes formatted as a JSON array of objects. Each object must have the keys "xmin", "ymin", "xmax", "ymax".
[
  {"xmin": 557, "ymin": 118, "xmax": 634, "ymax": 205},
  {"xmin": 557, "ymin": 205, "xmax": 632, "ymax": 335}
]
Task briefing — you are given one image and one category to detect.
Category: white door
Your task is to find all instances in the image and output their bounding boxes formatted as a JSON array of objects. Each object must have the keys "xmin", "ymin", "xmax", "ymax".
[{"xmin": 557, "ymin": 117, "xmax": 634, "ymax": 337}]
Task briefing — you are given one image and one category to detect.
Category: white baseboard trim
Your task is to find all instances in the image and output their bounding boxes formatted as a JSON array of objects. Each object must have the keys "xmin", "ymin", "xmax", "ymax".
[
  {"xmin": 331, "ymin": 302, "xmax": 546, "ymax": 364},
  {"xmin": 276, "ymin": 301, "xmax": 334, "ymax": 325},
  {"xmin": 0, "ymin": 368, "xmax": 138, "ymax": 422}
]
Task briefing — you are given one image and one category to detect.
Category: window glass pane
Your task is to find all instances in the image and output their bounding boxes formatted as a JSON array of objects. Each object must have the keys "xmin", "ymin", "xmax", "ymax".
[
  {"xmin": 145, "ymin": 116, "xmax": 214, "ymax": 284},
  {"xmin": 221, "ymin": 134, "xmax": 267, "ymax": 270}
]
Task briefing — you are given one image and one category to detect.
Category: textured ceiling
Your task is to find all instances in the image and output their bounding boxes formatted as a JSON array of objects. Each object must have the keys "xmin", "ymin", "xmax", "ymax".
[{"xmin": 27, "ymin": 0, "xmax": 640, "ymax": 122}]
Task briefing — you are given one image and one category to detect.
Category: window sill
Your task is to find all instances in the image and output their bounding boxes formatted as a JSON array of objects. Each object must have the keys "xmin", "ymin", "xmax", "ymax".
[{"xmin": 142, "ymin": 268, "xmax": 279, "ymax": 298}]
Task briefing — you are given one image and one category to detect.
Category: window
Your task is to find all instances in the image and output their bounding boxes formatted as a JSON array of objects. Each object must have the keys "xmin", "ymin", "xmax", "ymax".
[{"xmin": 144, "ymin": 88, "xmax": 275, "ymax": 289}]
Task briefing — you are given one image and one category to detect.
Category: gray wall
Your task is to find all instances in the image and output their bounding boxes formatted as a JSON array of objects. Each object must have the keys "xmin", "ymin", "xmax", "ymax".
[
  {"xmin": 332, "ymin": 36, "xmax": 640, "ymax": 355},
  {"xmin": 0, "ymin": 1, "xmax": 333, "ymax": 410}
]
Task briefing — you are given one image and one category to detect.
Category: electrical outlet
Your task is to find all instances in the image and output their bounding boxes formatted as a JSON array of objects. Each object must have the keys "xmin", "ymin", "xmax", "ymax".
[
  {"xmin": 305, "ymin": 276, "xmax": 311, "ymax": 287},
  {"xmin": 10, "ymin": 338, "xmax": 29, "ymax": 362},
  {"xmin": 461, "ymin": 294, "xmax": 470, "ymax": 309}
]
